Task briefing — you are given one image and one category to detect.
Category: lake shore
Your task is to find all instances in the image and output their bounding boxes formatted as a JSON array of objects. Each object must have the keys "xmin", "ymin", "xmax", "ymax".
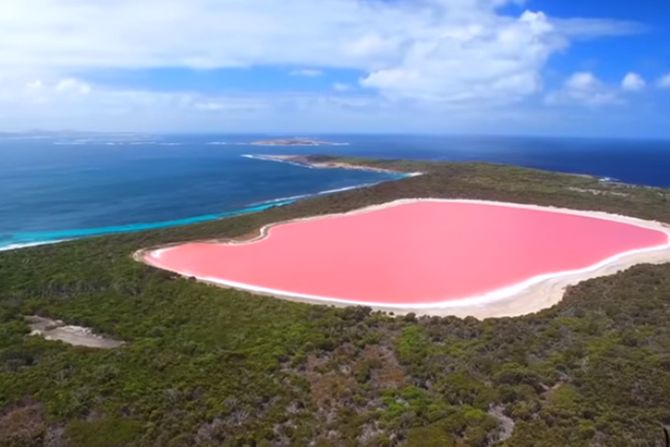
[{"xmin": 138, "ymin": 198, "xmax": 670, "ymax": 319}]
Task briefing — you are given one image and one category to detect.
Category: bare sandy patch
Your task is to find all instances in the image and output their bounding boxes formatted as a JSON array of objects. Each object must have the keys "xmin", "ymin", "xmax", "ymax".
[{"xmin": 26, "ymin": 316, "xmax": 124, "ymax": 349}]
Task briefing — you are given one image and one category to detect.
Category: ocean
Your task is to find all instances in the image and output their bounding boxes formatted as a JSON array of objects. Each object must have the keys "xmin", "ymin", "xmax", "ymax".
[{"xmin": 1, "ymin": 134, "xmax": 668, "ymax": 250}]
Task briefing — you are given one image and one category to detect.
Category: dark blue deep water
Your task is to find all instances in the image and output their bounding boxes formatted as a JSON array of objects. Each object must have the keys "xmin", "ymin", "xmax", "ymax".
[{"xmin": 1, "ymin": 134, "xmax": 668, "ymax": 249}]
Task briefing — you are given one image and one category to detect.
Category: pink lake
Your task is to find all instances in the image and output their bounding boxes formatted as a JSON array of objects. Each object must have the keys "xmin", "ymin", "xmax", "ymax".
[{"xmin": 145, "ymin": 200, "xmax": 668, "ymax": 306}]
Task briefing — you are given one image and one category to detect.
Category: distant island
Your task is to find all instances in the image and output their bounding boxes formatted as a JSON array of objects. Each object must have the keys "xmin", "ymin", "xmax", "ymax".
[{"xmin": 250, "ymin": 137, "xmax": 348, "ymax": 147}]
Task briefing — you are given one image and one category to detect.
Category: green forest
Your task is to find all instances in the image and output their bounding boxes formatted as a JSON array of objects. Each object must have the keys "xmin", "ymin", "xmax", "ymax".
[{"xmin": 1, "ymin": 158, "xmax": 670, "ymax": 446}]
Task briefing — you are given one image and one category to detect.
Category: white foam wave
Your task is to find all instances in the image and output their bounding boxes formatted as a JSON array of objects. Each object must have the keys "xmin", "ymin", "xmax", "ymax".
[
  {"xmin": 53, "ymin": 139, "xmax": 93, "ymax": 145},
  {"xmin": 251, "ymin": 181, "xmax": 383, "ymax": 206},
  {"xmin": 317, "ymin": 183, "xmax": 377, "ymax": 195},
  {"xmin": 54, "ymin": 139, "xmax": 159, "ymax": 146},
  {"xmin": 0, "ymin": 240, "xmax": 67, "ymax": 252},
  {"xmin": 253, "ymin": 194, "xmax": 311, "ymax": 205}
]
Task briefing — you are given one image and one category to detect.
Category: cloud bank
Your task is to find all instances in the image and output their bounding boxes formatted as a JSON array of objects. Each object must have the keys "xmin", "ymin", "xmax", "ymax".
[{"xmin": 0, "ymin": 0, "xmax": 661, "ymax": 133}]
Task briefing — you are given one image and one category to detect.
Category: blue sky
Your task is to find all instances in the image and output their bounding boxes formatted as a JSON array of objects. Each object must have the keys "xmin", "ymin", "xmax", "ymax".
[
  {"xmin": 533, "ymin": 1, "xmax": 670, "ymax": 81},
  {"xmin": 1, "ymin": 0, "xmax": 669, "ymax": 137}
]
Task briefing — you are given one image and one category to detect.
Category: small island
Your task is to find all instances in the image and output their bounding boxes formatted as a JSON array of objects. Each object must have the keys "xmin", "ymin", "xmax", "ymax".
[{"xmin": 250, "ymin": 137, "xmax": 348, "ymax": 147}]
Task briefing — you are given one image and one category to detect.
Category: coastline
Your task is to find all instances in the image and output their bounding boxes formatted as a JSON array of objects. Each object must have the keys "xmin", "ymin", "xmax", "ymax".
[
  {"xmin": 138, "ymin": 198, "xmax": 670, "ymax": 319},
  {"xmin": 0, "ymin": 156, "xmax": 404, "ymax": 252},
  {"xmin": 0, "ymin": 199, "xmax": 295, "ymax": 252},
  {"xmin": 0, "ymin": 239, "xmax": 68, "ymax": 252}
]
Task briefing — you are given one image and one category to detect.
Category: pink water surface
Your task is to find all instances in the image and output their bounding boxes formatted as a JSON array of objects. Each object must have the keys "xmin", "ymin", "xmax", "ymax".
[{"xmin": 147, "ymin": 201, "xmax": 668, "ymax": 305}]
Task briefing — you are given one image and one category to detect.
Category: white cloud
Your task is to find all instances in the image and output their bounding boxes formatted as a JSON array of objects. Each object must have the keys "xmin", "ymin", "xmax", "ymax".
[
  {"xmin": 553, "ymin": 18, "xmax": 646, "ymax": 39},
  {"xmin": 566, "ymin": 72, "xmax": 600, "ymax": 90},
  {"xmin": 0, "ymin": 0, "xmax": 650, "ymax": 130},
  {"xmin": 289, "ymin": 69, "xmax": 323, "ymax": 77},
  {"xmin": 193, "ymin": 98, "xmax": 269, "ymax": 113},
  {"xmin": 0, "ymin": 76, "xmax": 276, "ymax": 131},
  {"xmin": 26, "ymin": 80, "xmax": 43, "ymax": 90},
  {"xmin": 55, "ymin": 78, "xmax": 92, "ymax": 95},
  {"xmin": 0, "ymin": 2, "xmax": 642, "ymax": 99},
  {"xmin": 359, "ymin": 10, "xmax": 564, "ymax": 103},
  {"xmin": 621, "ymin": 72, "xmax": 645, "ymax": 92},
  {"xmin": 546, "ymin": 72, "xmax": 620, "ymax": 107},
  {"xmin": 333, "ymin": 82, "xmax": 353, "ymax": 92},
  {"xmin": 658, "ymin": 73, "xmax": 670, "ymax": 89}
]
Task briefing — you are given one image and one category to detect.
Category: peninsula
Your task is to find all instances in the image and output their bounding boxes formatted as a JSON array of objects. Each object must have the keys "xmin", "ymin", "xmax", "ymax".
[{"xmin": 243, "ymin": 153, "xmax": 420, "ymax": 176}]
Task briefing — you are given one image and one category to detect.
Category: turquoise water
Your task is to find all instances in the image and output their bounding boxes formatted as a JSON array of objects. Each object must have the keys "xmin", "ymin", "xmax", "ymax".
[
  {"xmin": 1, "ymin": 133, "xmax": 668, "ymax": 250},
  {"xmin": 0, "ymin": 134, "xmax": 404, "ymax": 249},
  {"xmin": 2, "ymin": 199, "xmax": 297, "ymax": 250}
]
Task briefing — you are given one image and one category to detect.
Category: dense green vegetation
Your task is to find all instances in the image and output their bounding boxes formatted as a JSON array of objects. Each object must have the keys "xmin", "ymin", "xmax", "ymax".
[{"xmin": 1, "ymin": 158, "xmax": 670, "ymax": 446}]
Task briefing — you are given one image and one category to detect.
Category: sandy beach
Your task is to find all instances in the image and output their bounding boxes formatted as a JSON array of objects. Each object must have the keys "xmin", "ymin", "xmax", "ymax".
[{"xmin": 138, "ymin": 198, "xmax": 670, "ymax": 319}]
